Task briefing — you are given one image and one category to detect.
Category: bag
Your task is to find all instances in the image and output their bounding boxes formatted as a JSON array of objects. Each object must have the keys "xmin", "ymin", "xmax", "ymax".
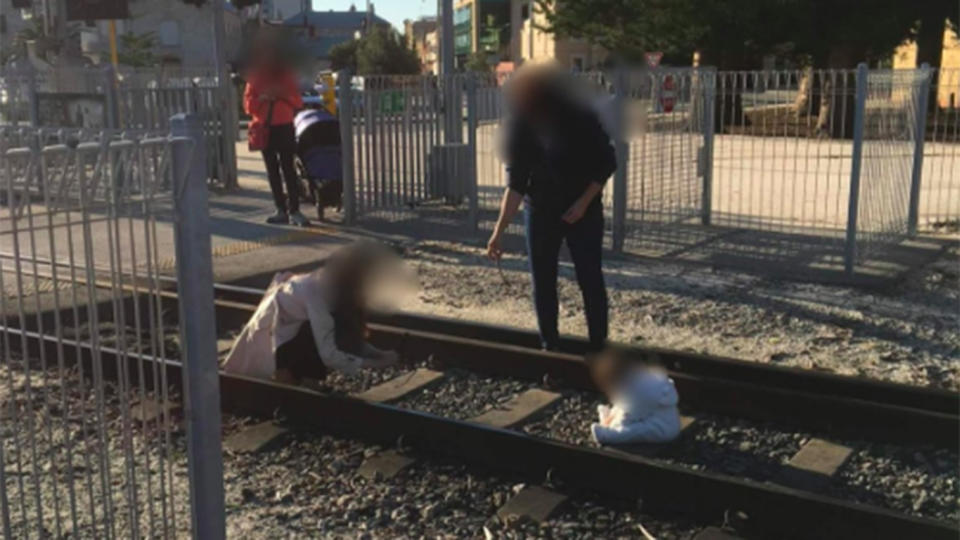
[{"xmin": 248, "ymin": 99, "xmax": 275, "ymax": 152}]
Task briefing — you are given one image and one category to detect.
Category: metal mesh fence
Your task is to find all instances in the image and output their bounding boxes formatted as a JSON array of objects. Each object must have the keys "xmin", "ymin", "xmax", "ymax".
[
  {"xmin": 336, "ymin": 66, "xmax": 944, "ymax": 277},
  {"xmin": 0, "ymin": 133, "xmax": 190, "ymax": 538},
  {"xmin": 0, "ymin": 66, "xmax": 237, "ymax": 188},
  {"xmin": 854, "ymin": 69, "xmax": 928, "ymax": 262},
  {"xmin": 615, "ymin": 68, "xmax": 710, "ymax": 250},
  {"xmin": 710, "ymin": 69, "xmax": 859, "ymax": 246},
  {"xmin": 920, "ymin": 68, "xmax": 960, "ymax": 229}
]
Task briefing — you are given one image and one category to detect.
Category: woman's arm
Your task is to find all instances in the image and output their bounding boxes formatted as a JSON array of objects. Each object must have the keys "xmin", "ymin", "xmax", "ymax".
[
  {"xmin": 305, "ymin": 301, "xmax": 397, "ymax": 372},
  {"xmin": 486, "ymin": 187, "xmax": 524, "ymax": 261},
  {"xmin": 561, "ymin": 181, "xmax": 604, "ymax": 224}
]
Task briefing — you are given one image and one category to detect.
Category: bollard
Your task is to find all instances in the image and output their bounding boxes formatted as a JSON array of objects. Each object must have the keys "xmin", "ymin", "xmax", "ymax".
[{"xmin": 169, "ymin": 113, "xmax": 226, "ymax": 540}]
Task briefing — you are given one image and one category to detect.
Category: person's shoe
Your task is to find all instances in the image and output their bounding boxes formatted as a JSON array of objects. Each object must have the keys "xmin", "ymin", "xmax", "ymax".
[
  {"xmin": 289, "ymin": 211, "xmax": 310, "ymax": 227},
  {"xmin": 266, "ymin": 211, "xmax": 289, "ymax": 224}
]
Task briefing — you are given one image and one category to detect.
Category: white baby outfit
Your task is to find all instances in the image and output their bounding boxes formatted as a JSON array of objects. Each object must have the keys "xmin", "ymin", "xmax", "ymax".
[{"xmin": 591, "ymin": 368, "xmax": 682, "ymax": 445}]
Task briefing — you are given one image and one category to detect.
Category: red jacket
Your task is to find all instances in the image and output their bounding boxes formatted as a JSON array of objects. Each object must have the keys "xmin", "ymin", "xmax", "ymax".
[{"xmin": 243, "ymin": 69, "xmax": 303, "ymax": 126}]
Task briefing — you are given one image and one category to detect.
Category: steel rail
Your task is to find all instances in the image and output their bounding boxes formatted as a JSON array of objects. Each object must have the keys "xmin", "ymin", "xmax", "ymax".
[
  {"xmin": 211, "ymin": 282, "xmax": 959, "ymax": 417},
  {"xmin": 6, "ymin": 282, "xmax": 957, "ymax": 449},
  {"xmin": 4, "ymin": 326, "xmax": 956, "ymax": 540},
  {"xmin": 205, "ymin": 297, "xmax": 959, "ymax": 450},
  {"xmin": 7, "ymin": 258, "xmax": 955, "ymax": 416}
]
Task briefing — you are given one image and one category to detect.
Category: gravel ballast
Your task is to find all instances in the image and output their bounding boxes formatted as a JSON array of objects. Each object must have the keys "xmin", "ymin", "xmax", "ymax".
[{"xmin": 405, "ymin": 241, "xmax": 960, "ymax": 390}]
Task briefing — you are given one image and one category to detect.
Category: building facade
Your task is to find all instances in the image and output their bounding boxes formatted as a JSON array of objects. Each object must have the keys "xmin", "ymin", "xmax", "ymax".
[
  {"xmin": 78, "ymin": 0, "xmax": 245, "ymax": 68},
  {"xmin": 892, "ymin": 21, "xmax": 960, "ymax": 108},
  {"xmin": 453, "ymin": 0, "xmax": 511, "ymax": 70},
  {"xmin": 510, "ymin": 0, "xmax": 606, "ymax": 72},
  {"xmin": 283, "ymin": 5, "xmax": 390, "ymax": 71},
  {"xmin": 405, "ymin": 16, "xmax": 438, "ymax": 74}
]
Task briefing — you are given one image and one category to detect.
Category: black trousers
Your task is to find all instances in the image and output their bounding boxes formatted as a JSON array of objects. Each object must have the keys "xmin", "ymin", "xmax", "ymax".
[
  {"xmin": 525, "ymin": 203, "xmax": 608, "ymax": 352},
  {"xmin": 275, "ymin": 323, "xmax": 328, "ymax": 380},
  {"xmin": 261, "ymin": 123, "xmax": 301, "ymax": 213}
]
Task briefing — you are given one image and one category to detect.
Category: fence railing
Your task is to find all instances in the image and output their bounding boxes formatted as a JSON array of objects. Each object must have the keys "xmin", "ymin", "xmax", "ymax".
[
  {"xmin": 338, "ymin": 64, "xmax": 950, "ymax": 276},
  {"xmin": 0, "ymin": 65, "xmax": 238, "ymax": 189},
  {"xmin": 0, "ymin": 116, "xmax": 224, "ymax": 538}
]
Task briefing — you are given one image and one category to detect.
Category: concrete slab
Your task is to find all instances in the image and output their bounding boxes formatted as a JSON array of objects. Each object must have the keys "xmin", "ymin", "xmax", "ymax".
[
  {"xmin": 780, "ymin": 438, "xmax": 853, "ymax": 490},
  {"xmin": 496, "ymin": 485, "xmax": 567, "ymax": 523},
  {"xmin": 223, "ymin": 421, "xmax": 289, "ymax": 454},
  {"xmin": 470, "ymin": 389, "xmax": 562, "ymax": 429},
  {"xmin": 353, "ymin": 369, "xmax": 445, "ymax": 403},
  {"xmin": 604, "ymin": 415, "xmax": 697, "ymax": 458},
  {"xmin": 357, "ymin": 450, "xmax": 416, "ymax": 481}
]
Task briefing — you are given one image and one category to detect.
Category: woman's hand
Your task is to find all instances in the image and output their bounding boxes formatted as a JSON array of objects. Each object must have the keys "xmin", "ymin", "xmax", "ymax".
[
  {"xmin": 486, "ymin": 232, "xmax": 504, "ymax": 261},
  {"xmin": 563, "ymin": 182, "xmax": 604, "ymax": 224},
  {"xmin": 562, "ymin": 199, "xmax": 589, "ymax": 224}
]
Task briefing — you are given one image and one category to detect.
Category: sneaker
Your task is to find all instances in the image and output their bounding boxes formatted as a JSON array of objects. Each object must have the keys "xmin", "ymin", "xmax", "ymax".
[
  {"xmin": 289, "ymin": 211, "xmax": 310, "ymax": 227},
  {"xmin": 266, "ymin": 211, "xmax": 289, "ymax": 224}
]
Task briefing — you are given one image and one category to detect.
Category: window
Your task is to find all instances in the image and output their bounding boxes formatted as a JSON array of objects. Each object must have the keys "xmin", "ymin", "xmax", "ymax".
[
  {"xmin": 521, "ymin": 4, "xmax": 529, "ymax": 20},
  {"xmin": 159, "ymin": 21, "xmax": 180, "ymax": 47}
]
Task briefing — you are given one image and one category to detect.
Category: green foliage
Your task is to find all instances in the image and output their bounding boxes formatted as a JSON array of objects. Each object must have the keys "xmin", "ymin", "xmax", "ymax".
[
  {"xmin": 118, "ymin": 32, "xmax": 158, "ymax": 67},
  {"xmin": 355, "ymin": 26, "xmax": 421, "ymax": 75},
  {"xmin": 330, "ymin": 26, "xmax": 419, "ymax": 75},
  {"xmin": 329, "ymin": 39, "xmax": 359, "ymax": 72},
  {"xmin": 533, "ymin": 0, "xmax": 700, "ymax": 63},
  {"xmin": 534, "ymin": 0, "xmax": 942, "ymax": 68},
  {"xmin": 464, "ymin": 52, "xmax": 492, "ymax": 73}
]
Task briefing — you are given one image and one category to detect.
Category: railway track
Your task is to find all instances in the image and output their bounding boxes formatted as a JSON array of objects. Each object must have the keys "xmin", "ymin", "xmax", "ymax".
[{"xmin": 4, "ymin": 281, "xmax": 958, "ymax": 539}]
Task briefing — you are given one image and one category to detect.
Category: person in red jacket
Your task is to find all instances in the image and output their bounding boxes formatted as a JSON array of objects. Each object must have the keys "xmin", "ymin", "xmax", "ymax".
[{"xmin": 244, "ymin": 37, "xmax": 307, "ymax": 225}]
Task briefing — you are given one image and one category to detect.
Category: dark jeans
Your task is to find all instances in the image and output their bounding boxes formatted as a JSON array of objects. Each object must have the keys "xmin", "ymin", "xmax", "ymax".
[
  {"xmin": 525, "ymin": 203, "xmax": 608, "ymax": 352},
  {"xmin": 275, "ymin": 323, "xmax": 328, "ymax": 380},
  {"xmin": 261, "ymin": 123, "xmax": 301, "ymax": 213}
]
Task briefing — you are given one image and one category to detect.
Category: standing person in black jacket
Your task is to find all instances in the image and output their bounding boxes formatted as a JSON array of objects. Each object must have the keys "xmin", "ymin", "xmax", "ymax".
[{"xmin": 486, "ymin": 65, "xmax": 617, "ymax": 352}]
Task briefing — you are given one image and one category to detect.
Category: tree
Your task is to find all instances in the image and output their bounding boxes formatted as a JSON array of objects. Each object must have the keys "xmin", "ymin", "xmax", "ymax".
[
  {"xmin": 330, "ymin": 26, "xmax": 420, "ymax": 75},
  {"xmin": 908, "ymin": 1, "xmax": 955, "ymax": 69},
  {"xmin": 534, "ymin": 0, "xmax": 700, "ymax": 64},
  {"xmin": 118, "ymin": 32, "xmax": 158, "ymax": 67},
  {"xmin": 356, "ymin": 25, "xmax": 421, "ymax": 75},
  {"xmin": 464, "ymin": 52, "xmax": 492, "ymax": 73},
  {"xmin": 329, "ymin": 39, "xmax": 359, "ymax": 72}
]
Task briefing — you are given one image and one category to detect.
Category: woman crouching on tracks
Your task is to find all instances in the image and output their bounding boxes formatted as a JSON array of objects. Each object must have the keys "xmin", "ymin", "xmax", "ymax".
[{"xmin": 222, "ymin": 242, "xmax": 409, "ymax": 384}]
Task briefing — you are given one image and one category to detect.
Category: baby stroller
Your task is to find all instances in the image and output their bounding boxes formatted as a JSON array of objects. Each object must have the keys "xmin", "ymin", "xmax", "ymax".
[{"xmin": 294, "ymin": 108, "xmax": 343, "ymax": 221}]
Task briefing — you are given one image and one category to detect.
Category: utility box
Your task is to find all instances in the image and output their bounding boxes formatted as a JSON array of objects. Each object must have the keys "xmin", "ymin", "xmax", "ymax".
[{"xmin": 428, "ymin": 143, "xmax": 472, "ymax": 205}]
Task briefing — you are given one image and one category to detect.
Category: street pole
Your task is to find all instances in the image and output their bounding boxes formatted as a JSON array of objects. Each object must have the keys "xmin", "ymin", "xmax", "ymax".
[
  {"xmin": 212, "ymin": 0, "xmax": 238, "ymax": 187},
  {"xmin": 439, "ymin": 0, "xmax": 454, "ymax": 76}
]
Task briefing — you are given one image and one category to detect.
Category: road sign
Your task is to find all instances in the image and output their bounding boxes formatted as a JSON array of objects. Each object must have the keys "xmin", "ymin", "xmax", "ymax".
[
  {"xmin": 644, "ymin": 52, "xmax": 663, "ymax": 68},
  {"xmin": 65, "ymin": 0, "xmax": 130, "ymax": 21}
]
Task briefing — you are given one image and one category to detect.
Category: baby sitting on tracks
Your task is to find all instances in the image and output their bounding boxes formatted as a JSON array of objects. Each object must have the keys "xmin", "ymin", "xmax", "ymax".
[
  {"xmin": 589, "ymin": 349, "xmax": 683, "ymax": 445},
  {"xmin": 222, "ymin": 242, "xmax": 412, "ymax": 384}
]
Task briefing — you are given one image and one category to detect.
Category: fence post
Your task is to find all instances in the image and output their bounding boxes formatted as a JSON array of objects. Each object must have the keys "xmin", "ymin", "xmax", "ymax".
[
  {"xmin": 337, "ymin": 70, "xmax": 357, "ymax": 224},
  {"xmin": 611, "ymin": 68, "xmax": 630, "ymax": 252},
  {"xmin": 466, "ymin": 75, "xmax": 479, "ymax": 232},
  {"xmin": 21, "ymin": 64, "xmax": 40, "ymax": 127},
  {"xmin": 701, "ymin": 68, "xmax": 717, "ymax": 226},
  {"xmin": 103, "ymin": 65, "xmax": 119, "ymax": 129},
  {"xmin": 907, "ymin": 63, "xmax": 932, "ymax": 236},
  {"xmin": 844, "ymin": 63, "xmax": 869, "ymax": 275},
  {"xmin": 170, "ymin": 113, "xmax": 226, "ymax": 540}
]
